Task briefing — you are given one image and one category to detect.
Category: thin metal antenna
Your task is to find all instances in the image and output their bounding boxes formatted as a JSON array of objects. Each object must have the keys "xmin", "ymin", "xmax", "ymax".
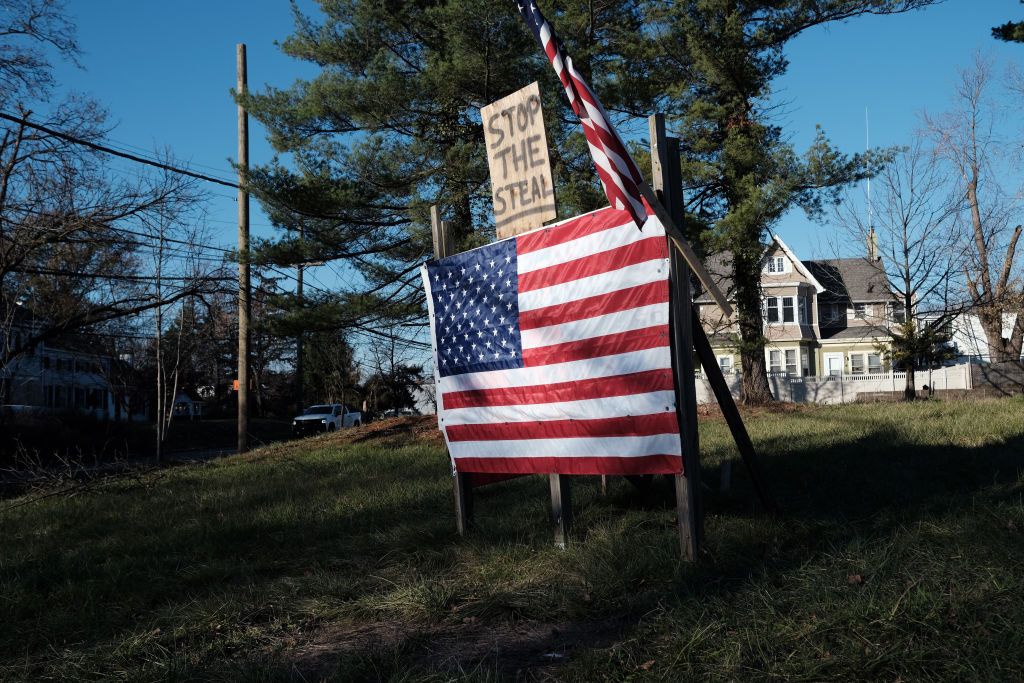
[{"xmin": 865, "ymin": 107, "xmax": 872, "ymax": 230}]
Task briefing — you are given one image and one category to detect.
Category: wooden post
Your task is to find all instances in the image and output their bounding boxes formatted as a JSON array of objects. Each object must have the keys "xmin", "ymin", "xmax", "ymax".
[
  {"xmin": 548, "ymin": 473, "xmax": 573, "ymax": 547},
  {"xmin": 236, "ymin": 43, "xmax": 250, "ymax": 454},
  {"xmin": 431, "ymin": 205, "xmax": 474, "ymax": 535},
  {"xmin": 650, "ymin": 114, "xmax": 701, "ymax": 560},
  {"xmin": 295, "ymin": 225, "xmax": 304, "ymax": 413},
  {"xmin": 549, "ymin": 473, "xmax": 572, "ymax": 549},
  {"xmin": 691, "ymin": 315, "xmax": 778, "ymax": 514}
]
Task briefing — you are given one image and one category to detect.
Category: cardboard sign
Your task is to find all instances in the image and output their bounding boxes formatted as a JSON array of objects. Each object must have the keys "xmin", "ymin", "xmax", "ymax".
[{"xmin": 481, "ymin": 82, "xmax": 557, "ymax": 239}]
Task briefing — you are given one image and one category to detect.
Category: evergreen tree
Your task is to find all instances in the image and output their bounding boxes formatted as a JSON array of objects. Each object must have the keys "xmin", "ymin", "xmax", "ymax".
[
  {"xmin": 244, "ymin": 0, "xmax": 938, "ymax": 406},
  {"xmin": 240, "ymin": 0, "xmax": 650, "ymax": 338},
  {"xmin": 365, "ymin": 364, "xmax": 424, "ymax": 414},
  {"xmin": 993, "ymin": 2, "xmax": 1024, "ymax": 42},
  {"xmin": 648, "ymin": 0, "xmax": 934, "ymax": 403},
  {"xmin": 301, "ymin": 329, "xmax": 360, "ymax": 407}
]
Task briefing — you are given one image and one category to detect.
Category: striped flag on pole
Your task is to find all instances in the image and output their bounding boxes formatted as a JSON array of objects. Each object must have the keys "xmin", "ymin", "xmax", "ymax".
[
  {"xmin": 423, "ymin": 207, "xmax": 682, "ymax": 476},
  {"xmin": 516, "ymin": 1, "xmax": 648, "ymax": 229}
]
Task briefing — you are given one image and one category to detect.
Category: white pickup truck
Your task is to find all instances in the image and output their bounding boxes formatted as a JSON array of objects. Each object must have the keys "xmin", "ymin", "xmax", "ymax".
[{"xmin": 292, "ymin": 403, "xmax": 362, "ymax": 436}]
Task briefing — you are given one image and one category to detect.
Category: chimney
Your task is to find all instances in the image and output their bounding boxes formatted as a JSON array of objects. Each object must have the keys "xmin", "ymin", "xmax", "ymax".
[{"xmin": 866, "ymin": 226, "xmax": 879, "ymax": 261}]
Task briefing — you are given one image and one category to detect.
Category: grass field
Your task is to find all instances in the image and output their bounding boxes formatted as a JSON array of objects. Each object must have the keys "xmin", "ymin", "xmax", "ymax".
[
  {"xmin": 0, "ymin": 416, "xmax": 293, "ymax": 471},
  {"xmin": 2, "ymin": 399, "xmax": 1024, "ymax": 681}
]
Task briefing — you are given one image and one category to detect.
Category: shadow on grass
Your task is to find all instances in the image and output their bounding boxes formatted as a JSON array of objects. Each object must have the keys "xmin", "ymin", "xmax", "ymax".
[
  {"xmin": 277, "ymin": 418, "xmax": 1024, "ymax": 678},
  {"xmin": 3, "ymin": 406, "xmax": 1024, "ymax": 680}
]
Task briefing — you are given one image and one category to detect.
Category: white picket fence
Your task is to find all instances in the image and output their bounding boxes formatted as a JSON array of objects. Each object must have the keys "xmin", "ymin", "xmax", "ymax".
[{"xmin": 696, "ymin": 364, "xmax": 972, "ymax": 405}]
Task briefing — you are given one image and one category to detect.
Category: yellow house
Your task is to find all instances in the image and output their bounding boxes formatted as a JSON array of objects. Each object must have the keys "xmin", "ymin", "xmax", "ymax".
[{"xmin": 695, "ymin": 235, "xmax": 902, "ymax": 377}]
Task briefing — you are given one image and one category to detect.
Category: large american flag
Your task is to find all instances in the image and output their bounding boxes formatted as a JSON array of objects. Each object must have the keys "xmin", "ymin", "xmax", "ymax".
[
  {"xmin": 516, "ymin": 1, "xmax": 648, "ymax": 230},
  {"xmin": 423, "ymin": 207, "xmax": 682, "ymax": 476}
]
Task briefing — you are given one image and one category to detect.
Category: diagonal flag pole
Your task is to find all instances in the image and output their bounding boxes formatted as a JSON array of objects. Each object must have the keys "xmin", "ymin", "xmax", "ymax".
[{"xmin": 515, "ymin": 0, "xmax": 733, "ymax": 317}]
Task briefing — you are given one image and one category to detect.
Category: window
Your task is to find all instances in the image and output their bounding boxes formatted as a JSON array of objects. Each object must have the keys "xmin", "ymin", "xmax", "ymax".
[
  {"xmin": 889, "ymin": 302, "xmax": 907, "ymax": 324},
  {"xmin": 87, "ymin": 388, "xmax": 104, "ymax": 409},
  {"xmin": 798, "ymin": 296, "xmax": 809, "ymax": 324},
  {"xmin": 868, "ymin": 353, "xmax": 883, "ymax": 374},
  {"xmin": 766, "ymin": 297, "xmax": 779, "ymax": 323},
  {"xmin": 782, "ymin": 297, "xmax": 795, "ymax": 323},
  {"xmin": 853, "ymin": 303, "xmax": 869, "ymax": 319},
  {"xmin": 769, "ymin": 350, "xmax": 782, "ymax": 372},
  {"xmin": 821, "ymin": 303, "xmax": 841, "ymax": 325},
  {"xmin": 766, "ymin": 255, "xmax": 786, "ymax": 273},
  {"xmin": 850, "ymin": 353, "xmax": 865, "ymax": 375},
  {"xmin": 718, "ymin": 356, "xmax": 732, "ymax": 374},
  {"xmin": 801, "ymin": 348, "xmax": 810, "ymax": 375},
  {"xmin": 785, "ymin": 349, "xmax": 798, "ymax": 375}
]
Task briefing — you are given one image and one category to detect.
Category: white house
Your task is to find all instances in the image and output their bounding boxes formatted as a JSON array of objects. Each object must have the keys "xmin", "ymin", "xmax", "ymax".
[
  {"xmin": 1, "ymin": 319, "xmax": 145, "ymax": 421},
  {"xmin": 947, "ymin": 312, "xmax": 1023, "ymax": 362}
]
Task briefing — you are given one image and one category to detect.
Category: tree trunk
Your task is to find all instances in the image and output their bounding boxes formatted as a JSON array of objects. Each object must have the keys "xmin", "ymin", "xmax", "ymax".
[
  {"xmin": 904, "ymin": 364, "xmax": 916, "ymax": 401},
  {"xmin": 733, "ymin": 253, "xmax": 774, "ymax": 404},
  {"xmin": 1008, "ymin": 308, "xmax": 1024, "ymax": 363},
  {"xmin": 740, "ymin": 347, "xmax": 773, "ymax": 404},
  {"xmin": 979, "ymin": 310, "xmax": 1011, "ymax": 362}
]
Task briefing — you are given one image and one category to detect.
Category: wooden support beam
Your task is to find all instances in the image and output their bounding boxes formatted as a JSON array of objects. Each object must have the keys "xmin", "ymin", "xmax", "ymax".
[
  {"xmin": 636, "ymin": 179, "xmax": 733, "ymax": 318},
  {"xmin": 691, "ymin": 314, "xmax": 778, "ymax": 514},
  {"xmin": 549, "ymin": 473, "xmax": 572, "ymax": 549},
  {"xmin": 431, "ymin": 205, "xmax": 474, "ymax": 535},
  {"xmin": 650, "ymin": 114, "xmax": 702, "ymax": 560}
]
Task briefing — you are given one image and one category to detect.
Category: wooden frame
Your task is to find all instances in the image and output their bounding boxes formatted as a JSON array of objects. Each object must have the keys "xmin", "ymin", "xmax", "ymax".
[
  {"xmin": 428, "ymin": 112, "xmax": 776, "ymax": 554},
  {"xmin": 650, "ymin": 114, "xmax": 702, "ymax": 559}
]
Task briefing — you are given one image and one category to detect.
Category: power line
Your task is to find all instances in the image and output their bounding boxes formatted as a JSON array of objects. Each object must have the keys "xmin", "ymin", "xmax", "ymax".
[
  {"xmin": 103, "ymin": 164, "xmax": 239, "ymax": 202},
  {"xmin": 99, "ymin": 135, "xmax": 238, "ymax": 180},
  {"xmin": 0, "ymin": 111, "xmax": 241, "ymax": 190},
  {"xmin": 14, "ymin": 266, "xmax": 233, "ymax": 283}
]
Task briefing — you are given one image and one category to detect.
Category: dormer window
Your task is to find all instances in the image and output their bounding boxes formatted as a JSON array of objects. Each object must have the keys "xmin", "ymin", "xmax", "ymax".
[{"xmin": 765, "ymin": 256, "xmax": 786, "ymax": 274}]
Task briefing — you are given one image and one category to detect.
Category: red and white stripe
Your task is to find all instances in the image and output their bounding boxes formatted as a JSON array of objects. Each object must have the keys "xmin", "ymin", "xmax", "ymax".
[
  {"xmin": 536, "ymin": 18, "xmax": 648, "ymax": 229},
  {"xmin": 424, "ymin": 207, "xmax": 683, "ymax": 476}
]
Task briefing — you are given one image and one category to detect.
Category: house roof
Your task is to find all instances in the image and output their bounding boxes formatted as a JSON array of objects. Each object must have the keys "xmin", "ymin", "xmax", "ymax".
[
  {"xmin": 693, "ymin": 251, "xmax": 734, "ymax": 304},
  {"xmin": 772, "ymin": 235, "xmax": 825, "ymax": 293},
  {"xmin": 819, "ymin": 326, "xmax": 886, "ymax": 342},
  {"xmin": 803, "ymin": 258, "xmax": 891, "ymax": 304},
  {"xmin": 693, "ymin": 242, "xmax": 893, "ymax": 306},
  {"xmin": 693, "ymin": 235, "xmax": 827, "ymax": 304}
]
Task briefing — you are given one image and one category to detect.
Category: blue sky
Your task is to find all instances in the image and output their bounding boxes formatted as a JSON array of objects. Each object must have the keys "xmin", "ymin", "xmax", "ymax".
[{"xmin": 54, "ymin": 1, "xmax": 1023, "ymax": 269}]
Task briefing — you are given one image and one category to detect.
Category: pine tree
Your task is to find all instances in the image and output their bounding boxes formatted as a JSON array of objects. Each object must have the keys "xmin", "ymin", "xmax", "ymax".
[
  {"xmin": 993, "ymin": 2, "xmax": 1024, "ymax": 42},
  {"xmin": 648, "ymin": 0, "xmax": 934, "ymax": 403},
  {"xmin": 240, "ymin": 0, "xmax": 650, "ymax": 337},
  {"xmin": 244, "ymin": 1, "xmax": 938, "ymax": 407}
]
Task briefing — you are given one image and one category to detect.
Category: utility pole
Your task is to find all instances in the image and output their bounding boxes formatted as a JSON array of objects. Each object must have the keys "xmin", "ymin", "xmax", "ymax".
[
  {"xmin": 236, "ymin": 43, "xmax": 250, "ymax": 454},
  {"xmin": 295, "ymin": 225, "xmax": 304, "ymax": 412}
]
